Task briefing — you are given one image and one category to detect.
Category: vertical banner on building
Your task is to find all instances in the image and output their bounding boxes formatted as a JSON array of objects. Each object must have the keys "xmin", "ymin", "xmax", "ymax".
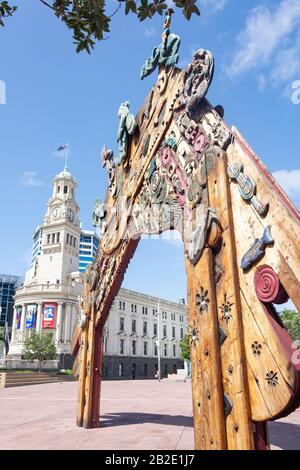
[
  {"xmin": 16, "ymin": 306, "xmax": 22, "ymax": 329},
  {"xmin": 26, "ymin": 305, "xmax": 36, "ymax": 329},
  {"xmin": 42, "ymin": 304, "xmax": 56, "ymax": 329}
]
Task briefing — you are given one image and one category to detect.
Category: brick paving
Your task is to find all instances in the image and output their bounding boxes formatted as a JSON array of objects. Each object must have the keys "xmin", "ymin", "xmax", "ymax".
[{"xmin": 0, "ymin": 380, "xmax": 299, "ymax": 450}]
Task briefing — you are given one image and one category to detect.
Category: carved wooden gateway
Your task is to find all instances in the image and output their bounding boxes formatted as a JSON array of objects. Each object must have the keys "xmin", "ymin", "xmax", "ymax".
[{"xmin": 72, "ymin": 13, "xmax": 300, "ymax": 450}]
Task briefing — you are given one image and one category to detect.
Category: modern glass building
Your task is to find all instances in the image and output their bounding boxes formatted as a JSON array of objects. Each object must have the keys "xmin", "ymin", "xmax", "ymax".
[
  {"xmin": 0, "ymin": 274, "xmax": 20, "ymax": 329},
  {"xmin": 31, "ymin": 225, "xmax": 42, "ymax": 267},
  {"xmin": 79, "ymin": 230, "xmax": 100, "ymax": 273}
]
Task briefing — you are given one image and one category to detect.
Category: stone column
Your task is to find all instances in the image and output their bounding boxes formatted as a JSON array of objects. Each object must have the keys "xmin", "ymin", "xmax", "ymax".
[
  {"xmin": 19, "ymin": 304, "xmax": 26, "ymax": 341},
  {"xmin": 36, "ymin": 302, "xmax": 43, "ymax": 336},
  {"xmin": 64, "ymin": 303, "xmax": 72, "ymax": 344},
  {"xmin": 55, "ymin": 302, "xmax": 63, "ymax": 344},
  {"xmin": 10, "ymin": 306, "xmax": 18, "ymax": 343}
]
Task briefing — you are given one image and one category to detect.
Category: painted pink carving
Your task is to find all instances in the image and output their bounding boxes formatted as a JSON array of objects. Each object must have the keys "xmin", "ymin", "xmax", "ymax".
[
  {"xmin": 194, "ymin": 132, "xmax": 206, "ymax": 153},
  {"xmin": 161, "ymin": 147, "xmax": 173, "ymax": 167},
  {"xmin": 174, "ymin": 169, "xmax": 187, "ymax": 207}
]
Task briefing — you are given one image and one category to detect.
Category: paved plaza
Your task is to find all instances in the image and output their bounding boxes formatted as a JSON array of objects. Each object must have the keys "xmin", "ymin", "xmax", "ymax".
[{"xmin": 0, "ymin": 380, "xmax": 299, "ymax": 450}]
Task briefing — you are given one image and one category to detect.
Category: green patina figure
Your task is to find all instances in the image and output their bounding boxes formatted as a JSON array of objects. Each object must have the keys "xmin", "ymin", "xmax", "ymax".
[
  {"xmin": 140, "ymin": 9, "xmax": 181, "ymax": 80},
  {"xmin": 117, "ymin": 101, "xmax": 137, "ymax": 164}
]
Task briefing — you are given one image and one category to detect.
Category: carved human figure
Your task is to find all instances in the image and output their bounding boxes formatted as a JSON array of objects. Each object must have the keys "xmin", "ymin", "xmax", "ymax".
[
  {"xmin": 92, "ymin": 198, "xmax": 106, "ymax": 237},
  {"xmin": 101, "ymin": 145, "xmax": 116, "ymax": 196},
  {"xmin": 117, "ymin": 101, "xmax": 137, "ymax": 164},
  {"xmin": 184, "ymin": 49, "xmax": 214, "ymax": 111}
]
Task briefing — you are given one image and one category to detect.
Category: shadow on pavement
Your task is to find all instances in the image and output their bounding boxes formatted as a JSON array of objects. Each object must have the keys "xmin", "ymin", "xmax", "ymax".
[
  {"xmin": 269, "ymin": 421, "xmax": 300, "ymax": 450},
  {"xmin": 101, "ymin": 412, "xmax": 193, "ymax": 428}
]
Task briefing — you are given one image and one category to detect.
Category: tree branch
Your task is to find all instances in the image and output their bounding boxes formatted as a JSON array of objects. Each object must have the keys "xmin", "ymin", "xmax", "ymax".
[
  {"xmin": 109, "ymin": 3, "xmax": 121, "ymax": 19},
  {"xmin": 39, "ymin": 0, "xmax": 54, "ymax": 10}
]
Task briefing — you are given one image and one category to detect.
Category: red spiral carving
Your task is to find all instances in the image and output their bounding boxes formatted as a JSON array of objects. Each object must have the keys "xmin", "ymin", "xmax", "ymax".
[{"xmin": 254, "ymin": 265, "xmax": 289, "ymax": 304}]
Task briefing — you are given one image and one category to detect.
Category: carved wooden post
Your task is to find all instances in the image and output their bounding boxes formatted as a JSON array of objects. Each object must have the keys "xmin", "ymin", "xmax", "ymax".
[
  {"xmin": 78, "ymin": 299, "xmax": 103, "ymax": 429},
  {"xmin": 84, "ymin": 324, "xmax": 103, "ymax": 428},
  {"xmin": 186, "ymin": 247, "xmax": 227, "ymax": 449},
  {"xmin": 206, "ymin": 147, "xmax": 254, "ymax": 449},
  {"xmin": 76, "ymin": 325, "xmax": 88, "ymax": 427}
]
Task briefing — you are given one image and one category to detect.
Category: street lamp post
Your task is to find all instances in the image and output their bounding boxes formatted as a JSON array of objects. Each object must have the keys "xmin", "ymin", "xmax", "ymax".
[{"xmin": 157, "ymin": 301, "xmax": 161, "ymax": 382}]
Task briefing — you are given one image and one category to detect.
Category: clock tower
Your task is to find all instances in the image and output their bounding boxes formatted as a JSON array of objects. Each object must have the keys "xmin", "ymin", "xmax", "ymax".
[{"xmin": 37, "ymin": 166, "xmax": 81, "ymax": 284}]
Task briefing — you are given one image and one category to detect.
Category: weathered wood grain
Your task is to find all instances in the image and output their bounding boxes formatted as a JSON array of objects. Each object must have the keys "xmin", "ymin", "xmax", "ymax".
[
  {"xmin": 207, "ymin": 149, "xmax": 255, "ymax": 450},
  {"xmin": 186, "ymin": 247, "xmax": 227, "ymax": 450}
]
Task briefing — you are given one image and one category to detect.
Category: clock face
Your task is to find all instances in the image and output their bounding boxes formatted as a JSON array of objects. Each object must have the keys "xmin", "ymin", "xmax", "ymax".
[
  {"xmin": 67, "ymin": 208, "xmax": 75, "ymax": 223},
  {"xmin": 51, "ymin": 207, "xmax": 61, "ymax": 220}
]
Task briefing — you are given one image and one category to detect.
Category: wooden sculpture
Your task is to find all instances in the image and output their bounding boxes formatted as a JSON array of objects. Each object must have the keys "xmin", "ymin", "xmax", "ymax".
[{"xmin": 72, "ymin": 12, "xmax": 300, "ymax": 450}]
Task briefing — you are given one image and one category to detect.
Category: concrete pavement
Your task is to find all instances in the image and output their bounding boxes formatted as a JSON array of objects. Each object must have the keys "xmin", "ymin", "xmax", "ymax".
[{"xmin": 0, "ymin": 380, "xmax": 299, "ymax": 450}]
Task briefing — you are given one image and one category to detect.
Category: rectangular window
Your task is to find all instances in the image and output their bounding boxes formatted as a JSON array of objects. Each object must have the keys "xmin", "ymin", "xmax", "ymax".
[
  {"xmin": 119, "ymin": 363, "xmax": 124, "ymax": 377},
  {"xmin": 132, "ymin": 340, "xmax": 136, "ymax": 356},
  {"xmin": 120, "ymin": 339, "xmax": 124, "ymax": 355},
  {"xmin": 143, "ymin": 321, "xmax": 147, "ymax": 335},
  {"xmin": 56, "ymin": 232, "xmax": 60, "ymax": 243},
  {"xmin": 132, "ymin": 319, "xmax": 136, "ymax": 333},
  {"xmin": 164, "ymin": 343, "xmax": 168, "ymax": 357},
  {"xmin": 52, "ymin": 233, "xmax": 55, "ymax": 244},
  {"xmin": 119, "ymin": 317, "xmax": 124, "ymax": 332},
  {"xmin": 163, "ymin": 325, "xmax": 167, "ymax": 338},
  {"xmin": 154, "ymin": 343, "xmax": 158, "ymax": 356},
  {"xmin": 144, "ymin": 342, "xmax": 148, "ymax": 356},
  {"xmin": 153, "ymin": 323, "xmax": 157, "ymax": 336},
  {"xmin": 66, "ymin": 234, "xmax": 69, "ymax": 244},
  {"xmin": 180, "ymin": 328, "xmax": 183, "ymax": 340},
  {"xmin": 142, "ymin": 306, "xmax": 148, "ymax": 315},
  {"xmin": 73, "ymin": 237, "xmax": 76, "ymax": 247},
  {"xmin": 70, "ymin": 235, "xmax": 73, "ymax": 246},
  {"xmin": 172, "ymin": 326, "xmax": 175, "ymax": 339},
  {"xmin": 47, "ymin": 234, "xmax": 50, "ymax": 245},
  {"xmin": 131, "ymin": 304, "xmax": 137, "ymax": 313},
  {"xmin": 153, "ymin": 308, "xmax": 157, "ymax": 315},
  {"xmin": 173, "ymin": 344, "xmax": 176, "ymax": 357}
]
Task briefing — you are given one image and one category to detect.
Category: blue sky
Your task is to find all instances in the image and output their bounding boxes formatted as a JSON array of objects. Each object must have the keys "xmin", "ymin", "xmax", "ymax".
[{"xmin": 0, "ymin": 0, "xmax": 299, "ymax": 303}]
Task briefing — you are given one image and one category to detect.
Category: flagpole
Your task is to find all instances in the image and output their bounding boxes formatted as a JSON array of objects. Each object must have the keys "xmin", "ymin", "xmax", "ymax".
[{"xmin": 65, "ymin": 143, "xmax": 69, "ymax": 170}]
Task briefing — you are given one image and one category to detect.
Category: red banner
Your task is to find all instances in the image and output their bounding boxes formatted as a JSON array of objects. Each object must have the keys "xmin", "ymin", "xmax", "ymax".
[{"xmin": 42, "ymin": 304, "xmax": 56, "ymax": 329}]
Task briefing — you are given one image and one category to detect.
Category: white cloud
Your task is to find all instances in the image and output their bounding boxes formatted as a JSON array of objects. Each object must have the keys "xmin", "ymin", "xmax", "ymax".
[
  {"xmin": 256, "ymin": 74, "xmax": 267, "ymax": 91},
  {"xmin": 201, "ymin": 0, "xmax": 228, "ymax": 13},
  {"xmin": 227, "ymin": 0, "xmax": 300, "ymax": 78},
  {"xmin": 272, "ymin": 168, "xmax": 300, "ymax": 204},
  {"xmin": 21, "ymin": 171, "xmax": 44, "ymax": 187},
  {"xmin": 271, "ymin": 32, "xmax": 300, "ymax": 84},
  {"xmin": 143, "ymin": 27, "xmax": 156, "ymax": 38}
]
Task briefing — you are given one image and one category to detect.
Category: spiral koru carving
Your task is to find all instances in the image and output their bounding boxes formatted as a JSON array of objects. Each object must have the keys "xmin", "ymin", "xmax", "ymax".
[{"xmin": 254, "ymin": 265, "xmax": 289, "ymax": 304}]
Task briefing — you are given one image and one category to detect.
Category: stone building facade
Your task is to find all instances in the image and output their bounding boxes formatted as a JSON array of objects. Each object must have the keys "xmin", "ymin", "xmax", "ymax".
[{"xmin": 102, "ymin": 288, "xmax": 188, "ymax": 380}]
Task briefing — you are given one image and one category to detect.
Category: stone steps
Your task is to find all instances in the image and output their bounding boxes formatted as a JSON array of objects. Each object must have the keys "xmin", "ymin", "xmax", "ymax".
[{"xmin": 0, "ymin": 371, "xmax": 76, "ymax": 388}]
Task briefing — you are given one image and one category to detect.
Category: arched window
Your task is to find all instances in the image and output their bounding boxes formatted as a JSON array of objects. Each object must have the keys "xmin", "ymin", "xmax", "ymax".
[
  {"xmin": 64, "ymin": 185, "xmax": 68, "ymax": 194},
  {"xmin": 57, "ymin": 185, "xmax": 60, "ymax": 193}
]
